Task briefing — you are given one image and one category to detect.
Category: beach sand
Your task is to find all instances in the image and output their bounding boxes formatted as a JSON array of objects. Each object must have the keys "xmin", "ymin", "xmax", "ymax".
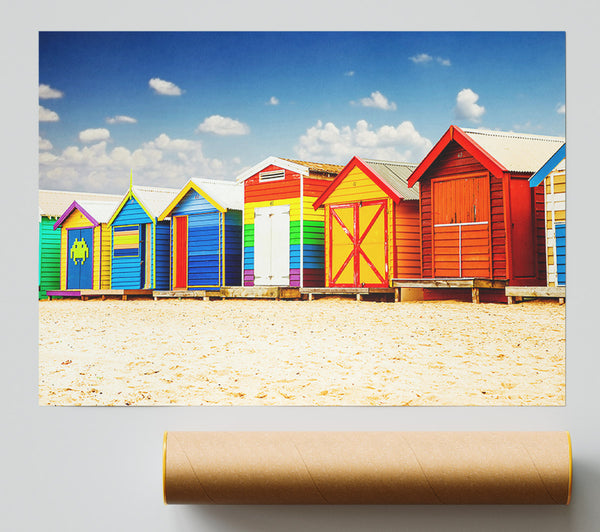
[{"xmin": 39, "ymin": 298, "xmax": 565, "ymax": 406}]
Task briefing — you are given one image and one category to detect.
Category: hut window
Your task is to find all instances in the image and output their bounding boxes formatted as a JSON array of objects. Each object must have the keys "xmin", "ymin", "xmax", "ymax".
[{"xmin": 259, "ymin": 170, "xmax": 285, "ymax": 182}]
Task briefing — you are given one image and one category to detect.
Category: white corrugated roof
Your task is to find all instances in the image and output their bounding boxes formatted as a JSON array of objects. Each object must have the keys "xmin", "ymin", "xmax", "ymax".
[
  {"xmin": 77, "ymin": 200, "xmax": 121, "ymax": 224},
  {"xmin": 39, "ymin": 189, "xmax": 122, "ymax": 218},
  {"xmin": 461, "ymin": 128, "xmax": 565, "ymax": 173},
  {"xmin": 362, "ymin": 159, "xmax": 419, "ymax": 200},
  {"xmin": 189, "ymin": 178, "xmax": 243, "ymax": 211},
  {"xmin": 131, "ymin": 185, "xmax": 179, "ymax": 218}
]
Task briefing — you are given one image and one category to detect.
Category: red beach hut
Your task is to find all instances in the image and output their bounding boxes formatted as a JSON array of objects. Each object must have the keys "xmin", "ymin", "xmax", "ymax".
[{"xmin": 404, "ymin": 125, "xmax": 565, "ymax": 302}]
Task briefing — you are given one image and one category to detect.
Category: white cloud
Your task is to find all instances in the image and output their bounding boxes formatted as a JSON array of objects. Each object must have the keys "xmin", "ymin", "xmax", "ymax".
[
  {"xmin": 410, "ymin": 54, "xmax": 451, "ymax": 67},
  {"xmin": 454, "ymin": 88, "xmax": 485, "ymax": 122},
  {"xmin": 356, "ymin": 91, "xmax": 397, "ymax": 111},
  {"xmin": 267, "ymin": 96, "xmax": 279, "ymax": 106},
  {"xmin": 295, "ymin": 119, "xmax": 432, "ymax": 164},
  {"xmin": 196, "ymin": 115, "xmax": 250, "ymax": 136},
  {"xmin": 556, "ymin": 103, "xmax": 565, "ymax": 115},
  {"xmin": 39, "ymin": 105, "xmax": 59, "ymax": 122},
  {"xmin": 39, "ymin": 84, "xmax": 64, "ymax": 99},
  {"xmin": 149, "ymin": 77, "xmax": 183, "ymax": 96},
  {"xmin": 106, "ymin": 115, "xmax": 137, "ymax": 124},
  {"xmin": 345, "ymin": 71, "xmax": 355, "ymax": 77},
  {"xmin": 39, "ymin": 136, "xmax": 53, "ymax": 150},
  {"xmin": 409, "ymin": 53, "xmax": 433, "ymax": 64},
  {"xmin": 79, "ymin": 128, "xmax": 111, "ymax": 143},
  {"xmin": 39, "ymin": 133, "xmax": 234, "ymax": 193}
]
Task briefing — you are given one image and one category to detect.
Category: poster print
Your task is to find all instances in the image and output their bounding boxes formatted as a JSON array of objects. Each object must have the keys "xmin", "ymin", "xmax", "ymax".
[{"xmin": 38, "ymin": 32, "xmax": 565, "ymax": 406}]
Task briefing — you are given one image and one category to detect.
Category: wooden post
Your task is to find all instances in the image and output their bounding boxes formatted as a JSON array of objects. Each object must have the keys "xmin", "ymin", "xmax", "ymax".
[
  {"xmin": 559, "ymin": 297, "xmax": 565, "ymax": 305},
  {"xmin": 394, "ymin": 288, "xmax": 400, "ymax": 302},
  {"xmin": 203, "ymin": 296, "xmax": 210, "ymax": 301},
  {"xmin": 122, "ymin": 295, "xmax": 127, "ymax": 301},
  {"xmin": 356, "ymin": 293, "xmax": 362, "ymax": 302},
  {"xmin": 507, "ymin": 295, "xmax": 513, "ymax": 305},
  {"xmin": 308, "ymin": 293, "xmax": 314, "ymax": 301},
  {"xmin": 471, "ymin": 288, "xmax": 480, "ymax": 304}
]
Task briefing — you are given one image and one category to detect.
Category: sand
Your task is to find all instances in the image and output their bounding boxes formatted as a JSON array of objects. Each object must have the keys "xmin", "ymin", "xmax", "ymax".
[{"xmin": 38, "ymin": 298, "xmax": 565, "ymax": 406}]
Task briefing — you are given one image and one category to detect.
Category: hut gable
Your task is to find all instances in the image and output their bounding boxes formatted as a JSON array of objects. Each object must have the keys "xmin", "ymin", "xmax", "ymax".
[
  {"xmin": 159, "ymin": 178, "xmax": 243, "ymax": 220},
  {"xmin": 314, "ymin": 156, "xmax": 417, "ymax": 208}
]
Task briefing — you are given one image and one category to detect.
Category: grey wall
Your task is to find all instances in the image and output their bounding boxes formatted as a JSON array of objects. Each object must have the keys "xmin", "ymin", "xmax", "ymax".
[{"xmin": 3, "ymin": 2, "xmax": 599, "ymax": 530}]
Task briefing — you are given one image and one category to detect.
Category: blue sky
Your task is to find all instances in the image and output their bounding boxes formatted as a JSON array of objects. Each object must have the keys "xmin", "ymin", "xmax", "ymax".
[{"xmin": 39, "ymin": 31, "xmax": 565, "ymax": 193}]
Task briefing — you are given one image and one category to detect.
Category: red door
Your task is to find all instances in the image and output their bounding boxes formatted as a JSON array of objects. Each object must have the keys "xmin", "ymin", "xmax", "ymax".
[
  {"xmin": 432, "ymin": 174, "xmax": 491, "ymax": 278},
  {"xmin": 509, "ymin": 179, "xmax": 536, "ymax": 279},
  {"xmin": 174, "ymin": 216, "xmax": 188, "ymax": 289}
]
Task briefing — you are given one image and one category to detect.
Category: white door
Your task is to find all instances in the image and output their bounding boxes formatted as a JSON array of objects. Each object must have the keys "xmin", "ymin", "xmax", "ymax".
[{"xmin": 254, "ymin": 205, "xmax": 290, "ymax": 285}]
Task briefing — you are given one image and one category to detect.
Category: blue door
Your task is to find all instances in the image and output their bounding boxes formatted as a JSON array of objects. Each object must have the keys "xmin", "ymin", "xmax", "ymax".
[
  {"xmin": 67, "ymin": 228, "xmax": 94, "ymax": 289},
  {"xmin": 555, "ymin": 223, "xmax": 566, "ymax": 286},
  {"xmin": 187, "ymin": 212, "xmax": 221, "ymax": 288}
]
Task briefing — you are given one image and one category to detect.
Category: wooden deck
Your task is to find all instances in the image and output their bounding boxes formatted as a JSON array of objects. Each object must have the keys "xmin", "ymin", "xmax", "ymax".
[
  {"xmin": 46, "ymin": 289, "xmax": 154, "ymax": 300},
  {"xmin": 391, "ymin": 278, "xmax": 507, "ymax": 303},
  {"xmin": 505, "ymin": 286, "xmax": 566, "ymax": 304},
  {"xmin": 300, "ymin": 287, "xmax": 396, "ymax": 301},
  {"xmin": 153, "ymin": 290, "xmax": 221, "ymax": 301},
  {"xmin": 153, "ymin": 287, "xmax": 302, "ymax": 300},
  {"xmin": 46, "ymin": 290, "xmax": 81, "ymax": 300},
  {"xmin": 220, "ymin": 287, "xmax": 301, "ymax": 300}
]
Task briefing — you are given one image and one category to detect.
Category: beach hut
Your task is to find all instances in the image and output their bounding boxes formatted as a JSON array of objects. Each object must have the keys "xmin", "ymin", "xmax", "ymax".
[
  {"xmin": 53, "ymin": 199, "xmax": 120, "ymax": 291},
  {"xmin": 313, "ymin": 156, "xmax": 420, "ymax": 288},
  {"xmin": 529, "ymin": 144, "xmax": 566, "ymax": 287},
  {"xmin": 108, "ymin": 185, "xmax": 178, "ymax": 290},
  {"xmin": 236, "ymin": 157, "xmax": 343, "ymax": 287},
  {"xmin": 405, "ymin": 125, "xmax": 565, "ymax": 301},
  {"xmin": 158, "ymin": 178, "xmax": 244, "ymax": 290},
  {"xmin": 38, "ymin": 189, "xmax": 121, "ymax": 298}
]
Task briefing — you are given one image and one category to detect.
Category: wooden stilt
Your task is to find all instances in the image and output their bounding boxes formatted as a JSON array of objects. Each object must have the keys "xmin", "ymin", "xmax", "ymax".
[{"xmin": 471, "ymin": 288, "xmax": 480, "ymax": 304}]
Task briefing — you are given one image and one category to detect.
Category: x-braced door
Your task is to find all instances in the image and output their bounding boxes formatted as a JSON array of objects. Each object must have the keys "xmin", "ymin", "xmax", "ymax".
[{"xmin": 328, "ymin": 200, "xmax": 388, "ymax": 287}]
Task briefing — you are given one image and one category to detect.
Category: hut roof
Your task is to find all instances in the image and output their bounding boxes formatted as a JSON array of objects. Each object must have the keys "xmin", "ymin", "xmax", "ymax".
[
  {"xmin": 408, "ymin": 125, "xmax": 565, "ymax": 187},
  {"xmin": 461, "ymin": 128, "xmax": 565, "ymax": 174},
  {"xmin": 314, "ymin": 156, "xmax": 418, "ymax": 209},
  {"xmin": 39, "ymin": 189, "xmax": 122, "ymax": 218},
  {"xmin": 362, "ymin": 159, "xmax": 419, "ymax": 200},
  {"xmin": 158, "ymin": 178, "xmax": 243, "ymax": 220},
  {"xmin": 281, "ymin": 159, "xmax": 344, "ymax": 177},
  {"xmin": 529, "ymin": 143, "xmax": 566, "ymax": 187},
  {"xmin": 236, "ymin": 156, "xmax": 342, "ymax": 183},
  {"xmin": 53, "ymin": 199, "xmax": 121, "ymax": 230}
]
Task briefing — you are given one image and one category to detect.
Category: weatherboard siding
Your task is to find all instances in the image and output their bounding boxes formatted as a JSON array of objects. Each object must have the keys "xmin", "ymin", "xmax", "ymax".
[{"xmin": 39, "ymin": 217, "xmax": 62, "ymax": 298}]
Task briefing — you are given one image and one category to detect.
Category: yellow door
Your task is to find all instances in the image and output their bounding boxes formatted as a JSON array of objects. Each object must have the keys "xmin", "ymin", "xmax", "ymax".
[{"xmin": 329, "ymin": 200, "xmax": 388, "ymax": 287}]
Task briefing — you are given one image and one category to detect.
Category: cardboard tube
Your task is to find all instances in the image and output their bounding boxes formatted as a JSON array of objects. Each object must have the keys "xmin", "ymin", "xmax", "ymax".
[{"xmin": 163, "ymin": 431, "xmax": 572, "ymax": 505}]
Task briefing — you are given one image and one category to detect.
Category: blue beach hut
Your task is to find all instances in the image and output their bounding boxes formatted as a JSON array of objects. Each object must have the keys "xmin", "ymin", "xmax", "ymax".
[
  {"xmin": 158, "ymin": 178, "xmax": 243, "ymax": 290},
  {"xmin": 108, "ymin": 184, "xmax": 178, "ymax": 290}
]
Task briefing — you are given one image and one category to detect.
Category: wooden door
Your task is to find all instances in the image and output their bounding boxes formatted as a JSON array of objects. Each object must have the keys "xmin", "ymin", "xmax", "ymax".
[
  {"xmin": 329, "ymin": 200, "xmax": 388, "ymax": 287},
  {"xmin": 509, "ymin": 179, "xmax": 536, "ymax": 279},
  {"xmin": 187, "ymin": 212, "xmax": 221, "ymax": 288},
  {"xmin": 432, "ymin": 175, "xmax": 491, "ymax": 278},
  {"xmin": 254, "ymin": 205, "xmax": 290, "ymax": 285},
  {"xmin": 174, "ymin": 216, "xmax": 188, "ymax": 289}
]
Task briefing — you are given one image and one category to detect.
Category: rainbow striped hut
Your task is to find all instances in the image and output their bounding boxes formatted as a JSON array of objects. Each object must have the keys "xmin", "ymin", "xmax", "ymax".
[
  {"xmin": 53, "ymin": 199, "xmax": 120, "ymax": 291},
  {"xmin": 158, "ymin": 178, "xmax": 243, "ymax": 290},
  {"xmin": 108, "ymin": 185, "xmax": 178, "ymax": 290},
  {"xmin": 529, "ymin": 143, "xmax": 566, "ymax": 287},
  {"xmin": 236, "ymin": 157, "xmax": 343, "ymax": 287},
  {"xmin": 39, "ymin": 190, "xmax": 121, "ymax": 298}
]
